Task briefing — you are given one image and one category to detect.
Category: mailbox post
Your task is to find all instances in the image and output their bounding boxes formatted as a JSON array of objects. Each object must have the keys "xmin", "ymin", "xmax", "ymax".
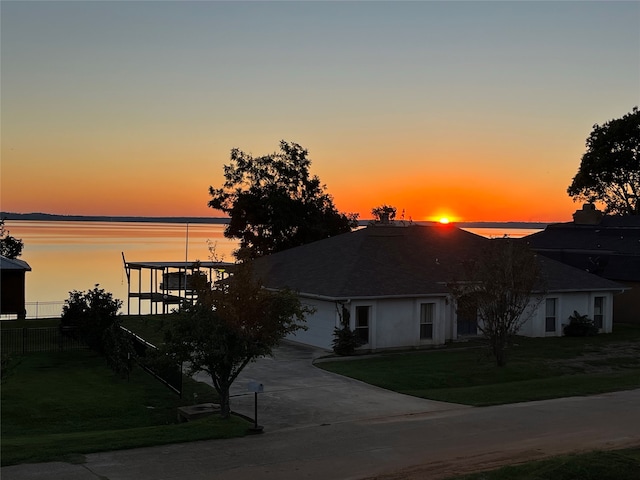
[{"xmin": 247, "ymin": 381, "xmax": 264, "ymax": 433}]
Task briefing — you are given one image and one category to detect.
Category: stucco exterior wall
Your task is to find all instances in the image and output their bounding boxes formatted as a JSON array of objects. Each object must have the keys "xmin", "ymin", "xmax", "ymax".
[
  {"xmin": 288, "ymin": 291, "xmax": 618, "ymax": 353},
  {"xmin": 286, "ymin": 298, "xmax": 337, "ymax": 350},
  {"xmin": 519, "ymin": 291, "xmax": 614, "ymax": 337}
]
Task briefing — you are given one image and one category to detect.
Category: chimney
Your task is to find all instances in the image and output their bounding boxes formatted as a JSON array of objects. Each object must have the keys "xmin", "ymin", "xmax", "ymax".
[{"xmin": 572, "ymin": 203, "xmax": 603, "ymax": 225}]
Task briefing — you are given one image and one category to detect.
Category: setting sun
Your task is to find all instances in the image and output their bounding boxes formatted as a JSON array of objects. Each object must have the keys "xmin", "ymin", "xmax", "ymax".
[{"xmin": 439, "ymin": 217, "xmax": 450, "ymax": 224}]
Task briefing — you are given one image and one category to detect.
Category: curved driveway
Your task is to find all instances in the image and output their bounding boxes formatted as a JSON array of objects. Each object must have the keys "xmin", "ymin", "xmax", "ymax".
[
  {"xmin": 194, "ymin": 341, "xmax": 467, "ymax": 431},
  {"xmin": 3, "ymin": 343, "xmax": 639, "ymax": 480}
]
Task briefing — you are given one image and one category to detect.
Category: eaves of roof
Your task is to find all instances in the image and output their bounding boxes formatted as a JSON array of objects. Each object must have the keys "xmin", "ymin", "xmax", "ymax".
[{"xmin": 0, "ymin": 256, "xmax": 31, "ymax": 271}]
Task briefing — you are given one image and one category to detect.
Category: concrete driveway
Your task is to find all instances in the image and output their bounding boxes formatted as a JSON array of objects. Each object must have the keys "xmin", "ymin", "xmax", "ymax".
[{"xmin": 194, "ymin": 341, "xmax": 466, "ymax": 431}]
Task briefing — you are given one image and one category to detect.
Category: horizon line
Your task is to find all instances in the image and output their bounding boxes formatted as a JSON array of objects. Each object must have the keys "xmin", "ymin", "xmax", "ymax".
[{"xmin": 1, "ymin": 211, "xmax": 553, "ymax": 228}]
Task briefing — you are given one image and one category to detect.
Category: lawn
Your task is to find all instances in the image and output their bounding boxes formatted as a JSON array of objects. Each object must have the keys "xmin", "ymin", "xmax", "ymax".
[
  {"xmin": 318, "ymin": 324, "xmax": 640, "ymax": 406},
  {"xmin": 1, "ymin": 350, "xmax": 249, "ymax": 466},
  {"xmin": 452, "ymin": 447, "xmax": 640, "ymax": 480},
  {"xmin": 121, "ymin": 313, "xmax": 175, "ymax": 346}
]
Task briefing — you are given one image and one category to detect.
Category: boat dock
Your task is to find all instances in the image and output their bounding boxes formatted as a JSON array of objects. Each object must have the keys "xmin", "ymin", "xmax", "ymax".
[{"xmin": 122, "ymin": 254, "xmax": 234, "ymax": 315}]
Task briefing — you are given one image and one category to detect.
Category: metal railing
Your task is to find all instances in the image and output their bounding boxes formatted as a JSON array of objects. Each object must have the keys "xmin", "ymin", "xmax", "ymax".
[
  {"xmin": 0, "ymin": 302, "xmax": 65, "ymax": 320},
  {"xmin": 121, "ymin": 327, "xmax": 183, "ymax": 396},
  {"xmin": 26, "ymin": 301, "xmax": 65, "ymax": 319}
]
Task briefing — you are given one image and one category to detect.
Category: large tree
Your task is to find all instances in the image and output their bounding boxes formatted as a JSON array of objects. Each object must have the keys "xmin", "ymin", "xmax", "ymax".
[
  {"xmin": 449, "ymin": 240, "xmax": 543, "ymax": 367},
  {"xmin": 160, "ymin": 263, "xmax": 310, "ymax": 418},
  {"xmin": 0, "ymin": 219, "xmax": 24, "ymax": 259},
  {"xmin": 209, "ymin": 141, "xmax": 358, "ymax": 259},
  {"xmin": 567, "ymin": 107, "xmax": 640, "ymax": 215}
]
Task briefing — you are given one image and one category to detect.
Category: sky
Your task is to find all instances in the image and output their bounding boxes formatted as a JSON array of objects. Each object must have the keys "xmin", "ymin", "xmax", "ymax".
[{"xmin": 2, "ymin": 1, "xmax": 639, "ymax": 223}]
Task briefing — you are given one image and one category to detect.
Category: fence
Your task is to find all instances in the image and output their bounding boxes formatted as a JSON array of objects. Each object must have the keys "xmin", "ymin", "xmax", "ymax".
[
  {"xmin": 1, "ymin": 324, "xmax": 183, "ymax": 397},
  {"xmin": 0, "ymin": 302, "xmax": 66, "ymax": 321},
  {"xmin": 1, "ymin": 326, "xmax": 87, "ymax": 354}
]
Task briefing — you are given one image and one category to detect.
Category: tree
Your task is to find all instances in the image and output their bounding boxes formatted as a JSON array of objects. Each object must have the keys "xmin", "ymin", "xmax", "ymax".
[
  {"xmin": 160, "ymin": 263, "xmax": 310, "ymax": 418},
  {"xmin": 0, "ymin": 219, "xmax": 24, "ymax": 259},
  {"xmin": 209, "ymin": 140, "xmax": 358, "ymax": 259},
  {"xmin": 60, "ymin": 285, "xmax": 131, "ymax": 377},
  {"xmin": 567, "ymin": 107, "xmax": 640, "ymax": 215},
  {"xmin": 371, "ymin": 204, "xmax": 397, "ymax": 223},
  {"xmin": 449, "ymin": 240, "xmax": 543, "ymax": 367}
]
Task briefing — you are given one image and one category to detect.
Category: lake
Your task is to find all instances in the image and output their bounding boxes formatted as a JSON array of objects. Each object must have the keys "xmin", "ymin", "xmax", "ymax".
[{"xmin": 3, "ymin": 221, "xmax": 541, "ymax": 317}]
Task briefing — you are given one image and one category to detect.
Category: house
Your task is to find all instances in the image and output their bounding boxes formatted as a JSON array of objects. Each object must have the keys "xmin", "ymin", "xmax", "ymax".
[
  {"xmin": 0, "ymin": 255, "xmax": 32, "ymax": 319},
  {"xmin": 526, "ymin": 204, "xmax": 640, "ymax": 324},
  {"xmin": 252, "ymin": 223, "xmax": 625, "ymax": 351}
]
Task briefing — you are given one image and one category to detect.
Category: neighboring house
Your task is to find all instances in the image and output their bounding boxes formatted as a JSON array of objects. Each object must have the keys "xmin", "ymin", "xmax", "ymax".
[
  {"xmin": 0, "ymin": 255, "xmax": 32, "ymax": 319},
  {"xmin": 253, "ymin": 223, "xmax": 624, "ymax": 351},
  {"xmin": 526, "ymin": 204, "xmax": 640, "ymax": 324}
]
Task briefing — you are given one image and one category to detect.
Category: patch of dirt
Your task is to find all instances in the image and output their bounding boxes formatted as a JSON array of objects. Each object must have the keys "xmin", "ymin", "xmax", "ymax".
[
  {"xmin": 546, "ymin": 342, "xmax": 640, "ymax": 374},
  {"xmin": 362, "ymin": 440, "xmax": 640, "ymax": 480}
]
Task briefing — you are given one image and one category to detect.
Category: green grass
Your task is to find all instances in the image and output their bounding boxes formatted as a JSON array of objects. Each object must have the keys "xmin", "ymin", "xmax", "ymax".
[
  {"xmin": 121, "ymin": 314, "xmax": 176, "ymax": 346},
  {"xmin": 452, "ymin": 447, "xmax": 640, "ymax": 480},
  {"xmin": 319, "ymin": 324, "xmax": 640, "ymax": 406},
  {"xmin": 1, "ymin": 350, "xmax": 248, "ymax": 466}
]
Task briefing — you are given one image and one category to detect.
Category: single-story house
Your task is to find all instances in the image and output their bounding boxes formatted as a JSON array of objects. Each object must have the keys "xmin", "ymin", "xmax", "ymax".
[
  {"xmin": 252, "ymin": 223, "xmax": 625, "ymax": 351},
  {"xmin": 526, "ymin": 204, "xmax": 640, "ymax": 324},
  {"xmin": 0, "ymin": 255, "xmax": 32, "ymax": 319}
]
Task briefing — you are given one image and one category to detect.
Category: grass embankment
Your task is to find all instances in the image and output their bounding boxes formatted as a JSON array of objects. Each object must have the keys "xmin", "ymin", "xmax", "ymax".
[
  {"xmin": 319, "ymin": 324, "xmax": 640, "ymax": 406},
  {"xmin": 1, "ymin": 349, "xmax": 248, "ymax": 466},
  {"xmin": 452, "ymin": 447, "xmax": 640, "ymax": 480}
]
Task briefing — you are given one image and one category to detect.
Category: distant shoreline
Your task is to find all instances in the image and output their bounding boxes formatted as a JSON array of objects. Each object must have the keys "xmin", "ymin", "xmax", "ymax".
[{"xmin": 1, "ymin": 212, "xmax": 550, "ymax": 230}]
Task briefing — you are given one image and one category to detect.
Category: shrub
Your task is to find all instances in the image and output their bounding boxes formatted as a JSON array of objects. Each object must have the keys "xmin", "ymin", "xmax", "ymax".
[
  {"xmin": 564, "ymin": 310, "xmax": 598, "ymax": 337},
  {"xmin": 332, "ymin": 325, "xmax": 364, "ymax": 356},
  {"xmin": 332, "ymin": 305, "xmax": 364, "ymax": 356},
  {"xmin": 61, "ymin": 285, "xmax": 132, "ymax": 376}
]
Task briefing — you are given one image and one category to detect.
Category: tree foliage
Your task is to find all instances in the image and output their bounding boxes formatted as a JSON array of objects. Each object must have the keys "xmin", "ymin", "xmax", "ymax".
[
  {"xmin": 371, "ymin": 204, "xmax": 397, "ymax": 223},
  {"xmin": 0, "ymin": 219, "xmax": 24, "ymax": 259},
  {"xmin": 449, "ymin": 240, "xmax": 543, "ymax": 367},
  {"xmin": 160, "ymin": 263, "xmax": 311, "ymax": 418},
  {"xmin": 208, "ymin": 140, "xmax": 358, "ymax": 259},
  {"xmin": 60, "ymin": 285, "xmax": 131, "ymax": 377},
  {"xmin": 568, "ymin": 107, "xmax": 640, "ymax": 215}
]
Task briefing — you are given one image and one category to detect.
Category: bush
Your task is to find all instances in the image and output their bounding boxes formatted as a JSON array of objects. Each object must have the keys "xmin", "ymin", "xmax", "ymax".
[
  {"xmin": 332, "ymin": 325, "xmax": 364, "ymax": 356},
  {"xmin": 60, "ymin": 285, "xmax": 132, "ymax": 376},
  {"xmin": 332, "ymin": 305, "xmax": 364, "ymax": 356},
  {"xmin": 564, "ymin": 310, "xmax": 598, "ymax": 337}
]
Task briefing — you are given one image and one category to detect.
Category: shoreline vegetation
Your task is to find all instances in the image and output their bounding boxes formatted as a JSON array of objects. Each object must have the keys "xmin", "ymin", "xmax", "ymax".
[{"xmin": 0, "ymin": 212, "xmax": 549, "ymax": 230}]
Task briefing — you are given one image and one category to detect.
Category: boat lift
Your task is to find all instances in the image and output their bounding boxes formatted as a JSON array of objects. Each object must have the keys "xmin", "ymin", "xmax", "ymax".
[{"xmin": 122, "ymin": 253, "xmax": 234, "ymax": 315}]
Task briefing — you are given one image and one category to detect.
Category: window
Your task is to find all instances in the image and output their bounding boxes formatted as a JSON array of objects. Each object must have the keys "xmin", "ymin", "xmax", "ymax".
[
  {"xmin": 594, "ymin": 296, "xmax": 605, "ymax": 329},
  {"xmin": 545, "ymin": 298, "xmax": 557, "ymax": 333},
  {"xmin": 355, "ymin": 306, "xmax": 370, "ymax": 345},
  {"xmin": 420, "ymin": 303, "xmax": 434, "ymax": 339}
]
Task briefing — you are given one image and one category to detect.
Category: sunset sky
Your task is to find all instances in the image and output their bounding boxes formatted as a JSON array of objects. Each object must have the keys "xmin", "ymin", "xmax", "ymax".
[{"xmin": 2, "ymin": 1, "xmax": 639, "ymax": 222}]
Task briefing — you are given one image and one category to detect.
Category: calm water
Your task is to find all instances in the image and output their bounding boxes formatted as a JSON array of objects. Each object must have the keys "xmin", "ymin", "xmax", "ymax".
[
  {"xmin": 5, "ymin": 221, "xmax": 237, "ymax": 315},
  {"xmin": 4, "ymin": 221, "xmax": 541, "ymax": 316}
]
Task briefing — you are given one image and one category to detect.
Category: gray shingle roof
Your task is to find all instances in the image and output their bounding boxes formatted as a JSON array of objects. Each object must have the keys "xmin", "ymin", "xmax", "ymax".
[
  {"xmin": 0, "ymin": 256, "xmax": 31, "ymax": 271},
  {"xmin": 526, "ymin": 217, "xmax": 640, "ymax": 282},
  {"xmin": 253, "ymin": 224, "xmax": 624, "ymax": 299}
]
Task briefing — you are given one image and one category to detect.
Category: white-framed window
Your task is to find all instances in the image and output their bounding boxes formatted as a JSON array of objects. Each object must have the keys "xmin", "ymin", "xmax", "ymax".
[
  {"xmin": 545, "ymin": 298, "xmax": 557, "ymax": 333},
  {"xmin": 420, "ymin": 303, "xmax": 435, "ymax": 340},
  {"xmin": 594, "ymin": 296, "xmax": 605, "ymax": 329},
  {"xmin": 355, "ymin": 306, "xmax": 370, "ymax": 345}
]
